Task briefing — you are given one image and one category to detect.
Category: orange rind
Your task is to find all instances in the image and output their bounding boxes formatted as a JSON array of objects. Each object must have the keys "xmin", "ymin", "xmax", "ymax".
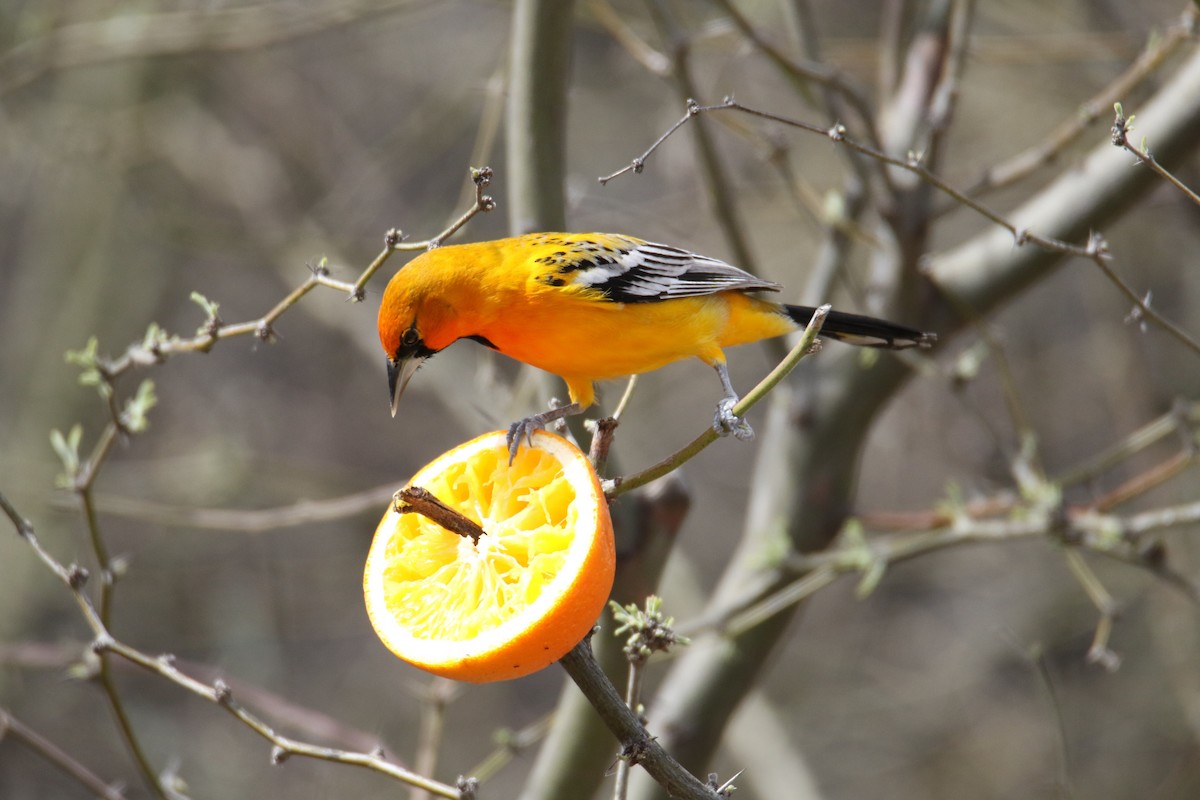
[{"xmin": 364, "ymin": 430, "xmax": 615, "ymax": 683}]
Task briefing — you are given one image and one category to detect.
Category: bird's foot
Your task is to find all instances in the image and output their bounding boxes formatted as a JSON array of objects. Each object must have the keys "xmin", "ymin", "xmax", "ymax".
[
  {"xmin": 713, "ymin": 398, "xmax": 754, "ymax": 441},
  {"xmin": 505, "ymin": 400, "xmax": 584, "ymax": 465},
  {"xmin": 544, "ymin": 397, "xmax": 571, "ymax": 435},
  {"xmin": 506, "ymin": 415, "xmax": 545, "ymax": 465}
]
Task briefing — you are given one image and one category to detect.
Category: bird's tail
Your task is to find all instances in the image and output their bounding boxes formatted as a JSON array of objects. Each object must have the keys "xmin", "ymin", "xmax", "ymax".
[{"xmin": 784, "ymin": 305, "xmax": 936, "ymax": 350}]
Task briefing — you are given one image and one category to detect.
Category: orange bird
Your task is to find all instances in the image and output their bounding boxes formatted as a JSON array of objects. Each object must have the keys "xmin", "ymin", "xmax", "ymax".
[{"xmin": 378, "ymin": 233, "xmax": 934, "ymax": 457}]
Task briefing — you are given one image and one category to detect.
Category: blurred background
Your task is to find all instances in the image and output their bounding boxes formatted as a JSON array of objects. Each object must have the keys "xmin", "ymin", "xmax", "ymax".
[{"xmin": 2, "ymin": 1, "xmax": 1200, "ymax": 798}]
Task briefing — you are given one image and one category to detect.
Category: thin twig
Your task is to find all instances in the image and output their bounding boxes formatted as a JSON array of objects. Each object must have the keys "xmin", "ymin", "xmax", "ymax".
[
  {"xmin": 466, "ymin": 714, "xmax": 554, "ymax": 783},
  {"xmin": 927, "ymin": 0, "xmax": 976, "ymax": 145},
  {"xmin": 681, "ymin": 479, "xmax": 1200, "ymax": 642},
  {"xmin": 98, "ymin": 168, "xmax": 495, "ymax": 384},
  {"xmin": 606, "ymin": 305, "xmax": 829, "ymax": 498},
  {"xmin": 1028, "ymin": 648, "xmax": 1077, "ymax": 798},
  {"xmin": 395, "ymin": 487, "xmax": 488, "ymax": 545},
  {"xmin": 599, "ymin": 103, "xmax": 698, "ymax": 184},
  {"xmin": 0, "ymin": 707, "xmax": 127, "ymax": 800},
  {"xmin": 1112, "ymin": 103, "xmax": 1200, "ymax": 207},
  {"xmin": 1063, "ymin": 549, "xmax": 1122, "ymax": 671},
  {"xmin": 558, "ymin": 640, "xmax": 720, "ymax": 800},
  {"xmin": 612, "ymin": 375, "xmax": 638, "ymax": 420},
  {"xmin": 607, "ymin": 597, "xmax": 686, "ymax": 800},
  {"xmin": 611, "ymin": 655, "xmax": 642, "ymax": 800},
  {"xmin": 78, "ymin": 482, "xmax": 400, "ymax": 532},
  {"xmin": 587, "ymin": 0, "xmax": 670, "ymax": 75},
  {"xmin": 426, "ymin": 166, "xmax": 498, "ymax": 248},
  {"xmin": 1118, "ymin": 499, "xmax": 1200, "ymax": 538},
  {"xmin": 1055, "ymin": 400, "xmax": 1200, "ymax": 488},
  {"xmin": 2, "ymin": 643, "xmax": 395, "ymax": 755},
  {"xmin": 410, "ymin": 678, "xmax": 458, "ymax": 800},
  {"xmin": 56, "ymin": 415, "xmax": 167, "ymax": 798},
  {"xmin": 3, "ymin": 488, "xmax": 165, "ymax": 797},
  {"xmin": 588, "ymin": 418, "xmax": 621, "ymax": 477},
  {"xmin": 677, "ymin": 566, "xmax": 840, "ymax": 640},
  {"xmin": 708, "ymin": 0, "xmax": 880, "ymax": 148},
  {"xmin": 1092, "ymin": 450, "xmax": 1194, "ymax": 512}
]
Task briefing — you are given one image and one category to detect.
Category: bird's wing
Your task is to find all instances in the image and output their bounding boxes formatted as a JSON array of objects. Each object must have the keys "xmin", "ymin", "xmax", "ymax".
[{"xmin": 554, "ymin": 235, "xmax": 782, "ymax": 303}]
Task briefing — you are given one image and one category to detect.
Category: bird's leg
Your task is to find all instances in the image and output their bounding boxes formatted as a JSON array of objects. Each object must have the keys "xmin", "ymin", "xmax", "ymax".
[
  {"xmin": 507, "ymin": 401, "xmax": 584, "ymax": 464},
  {"xmin": 712, "ymin": 363, "xmax": 754, "ymax": 441}
]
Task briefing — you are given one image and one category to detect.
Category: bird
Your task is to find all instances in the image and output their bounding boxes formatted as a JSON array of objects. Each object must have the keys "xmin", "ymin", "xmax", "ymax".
[{"xmin": 377, "ymin": 232, "xmax": 935, "ymax": 460}]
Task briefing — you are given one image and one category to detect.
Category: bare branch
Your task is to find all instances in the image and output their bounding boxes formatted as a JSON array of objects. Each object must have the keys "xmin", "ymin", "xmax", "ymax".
[
  {"xmin": 0, "ymin": 707, "xmax": 127, "ymax": 800},
  {"xmin": 606, "ymin": 305, "xmax": 829, "ymax": 497},
  {"xmin": 558, "ymin": 640, "xmax": 721, "ymax": 800},
  {"xmin": 0, "ymin": 494, "xmax": 469, "ymax": 799}
]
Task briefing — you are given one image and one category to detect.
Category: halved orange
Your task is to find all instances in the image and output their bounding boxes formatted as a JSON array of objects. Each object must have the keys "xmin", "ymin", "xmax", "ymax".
[{"xmin": 364, "ymin": 430, "xmax": 615, "ymax": 683}]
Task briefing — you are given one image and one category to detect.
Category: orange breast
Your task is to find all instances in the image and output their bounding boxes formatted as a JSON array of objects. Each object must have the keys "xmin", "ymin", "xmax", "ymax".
[{"xmin": 478, "ymin": 288, "xmax": 793, "ymax": 379}]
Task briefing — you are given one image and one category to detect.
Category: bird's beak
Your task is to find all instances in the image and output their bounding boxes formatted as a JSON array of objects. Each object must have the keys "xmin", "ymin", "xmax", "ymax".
[{"xmin": 387, "ymin": 355, "xmax": 424, "ymax": 418}]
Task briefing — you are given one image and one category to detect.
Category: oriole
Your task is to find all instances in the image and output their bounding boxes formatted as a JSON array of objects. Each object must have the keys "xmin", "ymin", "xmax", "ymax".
[{"xmin": 378, "ymin": 233, "xmax": 935, "ymax": 457}]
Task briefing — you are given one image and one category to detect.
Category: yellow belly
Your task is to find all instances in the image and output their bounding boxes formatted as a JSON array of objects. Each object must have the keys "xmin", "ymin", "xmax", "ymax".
[{"xmin": 478, "ymin": 291, "xmax": 795, "ymax": 405}]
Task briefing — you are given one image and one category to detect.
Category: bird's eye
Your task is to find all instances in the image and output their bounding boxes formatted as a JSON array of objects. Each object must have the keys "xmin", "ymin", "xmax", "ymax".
[{"xmin": 401, "ymin": 327, "xmax": 421, "ymax": 346}]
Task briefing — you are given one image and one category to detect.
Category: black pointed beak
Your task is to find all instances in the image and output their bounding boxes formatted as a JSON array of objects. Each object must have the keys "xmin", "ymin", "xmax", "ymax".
[{"xmin": 387, "ymin": 355, "xmax": 424, "ymax": 418}]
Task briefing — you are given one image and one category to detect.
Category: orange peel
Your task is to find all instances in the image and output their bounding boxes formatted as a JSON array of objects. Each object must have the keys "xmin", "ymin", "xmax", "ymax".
[{"xmin": 364, "ymin": 430, "xmax": 615, "ymax": 682}]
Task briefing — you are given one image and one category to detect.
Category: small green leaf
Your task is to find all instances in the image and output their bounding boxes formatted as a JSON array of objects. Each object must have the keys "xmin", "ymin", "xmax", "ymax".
[
  {"xmin": 839, "ymin": 517, "xmax": 867, "ymax": 549},
  {"xmin": 64, "ymin": 336, "xmax": 98, "ymax": 369},
  {"xmin": 191, "ymin": 291, "xmax": 222, "ymax": 337},
  {"xmin": 49, "ymin": 428, "xmax": 70, "ymax": 465},
  {"xmin": 142, "ymin": 322, "xmax": 172, "ymax": 353},
  {"xmin": 121, "ymin": 379, "xmax": 157, "ymax": 433},
  {"xmin": 50, "ymin": 424, "xmax": 83, "ymax": 486},
  {"xmin": 64, "ymin": 337, "xmax": 110, "ymax": 398},
  {"xmin": 190, "ymin": 291, "xmax": 220, "ymax": 319},
  {"xmin": 608, "ymin": 595, "xmax": 686, "ymax": 661},
  {"xmin": 837, "ymin": 519, "xmax": 876, "ymax": 572}
]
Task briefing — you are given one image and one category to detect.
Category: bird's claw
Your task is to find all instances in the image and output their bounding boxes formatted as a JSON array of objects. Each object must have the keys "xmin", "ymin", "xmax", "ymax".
[
  {"xmin": 506, "ymin": 415, "xmax": 544, "ymax": 464},
  {"xmin": 713, "ymin": 398, "xmax": 754, "ymax": 441}
]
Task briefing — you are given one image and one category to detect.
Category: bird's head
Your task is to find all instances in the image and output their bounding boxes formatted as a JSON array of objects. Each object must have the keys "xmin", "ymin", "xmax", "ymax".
[{"xmin": 377, "ymin": 263, "xmax": 458, "ymax": 418}]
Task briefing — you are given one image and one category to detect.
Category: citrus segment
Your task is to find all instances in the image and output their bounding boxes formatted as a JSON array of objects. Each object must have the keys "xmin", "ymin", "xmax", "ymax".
[{"xmin": 364, "ymin": 430, "xmax": 615, "ymax": 682}]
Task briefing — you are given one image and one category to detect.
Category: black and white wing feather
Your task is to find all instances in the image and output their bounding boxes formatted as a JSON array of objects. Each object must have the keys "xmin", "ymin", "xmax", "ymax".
[{"xmin": 568, "ymin": 236, "xmax": 781, "ymax": 303}]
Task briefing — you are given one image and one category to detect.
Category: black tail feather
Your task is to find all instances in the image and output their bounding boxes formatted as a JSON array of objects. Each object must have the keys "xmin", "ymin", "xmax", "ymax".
[{"xmin": 784, "ymin": 304, "xmax": 936, "ymax": 350}]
